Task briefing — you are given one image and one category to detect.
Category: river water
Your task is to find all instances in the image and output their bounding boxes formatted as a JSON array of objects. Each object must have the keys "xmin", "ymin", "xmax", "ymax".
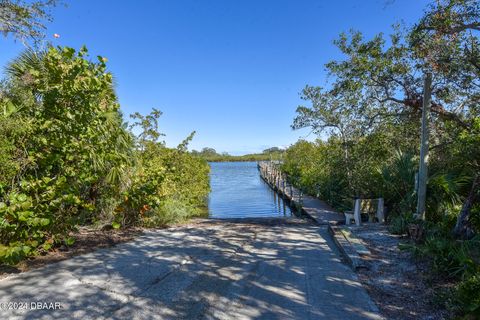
[{"xmin": 208, "ymin": 161, "xmax": 293, "ymax": 218}]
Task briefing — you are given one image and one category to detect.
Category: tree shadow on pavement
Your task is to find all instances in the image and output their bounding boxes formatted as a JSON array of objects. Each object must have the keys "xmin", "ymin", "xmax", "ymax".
[{"xmin": 0, "ymin": 219, "xmax": 382, "ymax": 320}]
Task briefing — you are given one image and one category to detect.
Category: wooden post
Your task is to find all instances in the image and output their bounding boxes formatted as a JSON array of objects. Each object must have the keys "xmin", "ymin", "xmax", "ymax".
[
  {"xmin": 376, "ymin": 198, "xmax": 385, "ymax": 223},
  {"xmin": 275, "ymin": 167, "xmax": 279, "ymax": 190},
  {"xmin": 416, "ymin": 72, "xmax": 432, "ymax": 220},
  {"xmin": 354, "ymin": 198, "xmax": 361, "ymax": 226}
]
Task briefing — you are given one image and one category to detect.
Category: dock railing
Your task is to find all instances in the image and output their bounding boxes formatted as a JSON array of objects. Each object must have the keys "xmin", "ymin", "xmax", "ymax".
[{"xmin": 257, "ymin": 161, "xmax": 303, "ymax": 207}]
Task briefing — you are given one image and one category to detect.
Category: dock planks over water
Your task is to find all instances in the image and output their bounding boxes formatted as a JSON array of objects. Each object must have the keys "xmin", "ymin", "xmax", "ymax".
[{"xmin": 257, "ymin": 161, "xmax": 344, "ymax": 225}]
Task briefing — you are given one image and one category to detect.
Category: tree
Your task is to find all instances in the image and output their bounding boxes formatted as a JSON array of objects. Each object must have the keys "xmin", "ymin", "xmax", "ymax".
[
  {"xmin": 263, "ymin": 147, "xmax": 283, "ymax": 154},
  {"xmin": 292, "ymin": 0, "xmax": 479, "ymax": 237},
  {"xmin": 0, "ymin": 46, "xmax": 135, "ymax": 262},
  {"xmin": 129, "ymin": 108, "xmax": 164, "ymax": 150},
  {"xmin": 293, "ymin": 86, "xmax": 371, "ymax": 187},
  {"xmin": 0, "ymin": 44, "xmax": 211, "ymax": 263},
  {"xmin": 0, "ymin": 0, "xmax": 61, "ymax": 45},
  {"xmin": 119, "ymin": 109, "xmax": 210, "ymax": 227},
  {"xmin": 200, "ymin": 147, "xmax": 217, "ymax": 156},
  {"xmin": 410, "ymin": 0, "xmax": 480, "ymax": 237}
]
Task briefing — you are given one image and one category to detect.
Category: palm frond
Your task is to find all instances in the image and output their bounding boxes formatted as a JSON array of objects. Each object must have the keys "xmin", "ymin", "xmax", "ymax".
[{"xmin": 5, "ymin": 49, "xmax": 45, "ymax": 81}]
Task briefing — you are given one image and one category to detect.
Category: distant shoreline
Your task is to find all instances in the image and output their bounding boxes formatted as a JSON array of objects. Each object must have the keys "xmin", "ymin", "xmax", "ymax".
[{"xmin": 196, "ymin": 152, "xmax": 283, "ymax": 162}]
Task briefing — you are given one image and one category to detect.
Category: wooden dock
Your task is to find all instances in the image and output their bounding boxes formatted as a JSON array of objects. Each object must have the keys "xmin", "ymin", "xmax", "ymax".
[{"xmin": 257, "ymin": 161, "xmax": 344, "ymax": 225}]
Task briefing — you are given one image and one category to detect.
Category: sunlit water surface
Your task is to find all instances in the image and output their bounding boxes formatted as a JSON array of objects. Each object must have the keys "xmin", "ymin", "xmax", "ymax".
[{"xmin": 208, "ymin": 162, "xmax": 293, "ymax": 218}]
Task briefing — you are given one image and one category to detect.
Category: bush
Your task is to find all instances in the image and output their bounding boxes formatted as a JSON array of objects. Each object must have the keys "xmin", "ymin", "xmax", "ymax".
[
  {"xmin": 113, "ymin": 111, "xmax": 210, "ymax": 228},
  {"xmin": 0, "ymin": 46, "xmax": 134, "ymax": 263},
  {"xmin": 0, "ymin": 47, "xmax": 210, "ymax": 264},
  {"xmin": 388, "ymin": 213, "xmax": 415, "ymax": 235},
  {"xmin": 449, "ymin": 275, "xmax": 480, "ymax": 318},
  {"xmin": 400, "ymin": 219, "xmax": 480, "ymax": 318},
  {"xmin": 408, "ymin": 220, "xmax": 480, "ymax": 280}
]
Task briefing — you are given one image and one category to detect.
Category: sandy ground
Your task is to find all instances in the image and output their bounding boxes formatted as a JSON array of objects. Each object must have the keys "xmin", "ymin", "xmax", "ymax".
[{"xmin": 350, "ymin": 224, "xmax": 452, "ymax": 320}]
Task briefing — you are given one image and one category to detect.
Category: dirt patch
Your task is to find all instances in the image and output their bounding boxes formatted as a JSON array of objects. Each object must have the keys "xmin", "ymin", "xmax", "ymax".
[
  {"xmin": 350, "ymin": 224, "xmax": 453, "ymax": 320},
  {"xmin": 0, "ymin": 226, "xmax": 143, "ymax": 280}
]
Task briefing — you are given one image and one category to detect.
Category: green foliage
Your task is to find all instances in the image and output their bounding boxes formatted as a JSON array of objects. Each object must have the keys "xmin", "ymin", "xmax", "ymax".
[
  {"xmin": 283, "ymin": 139, "xmax": 343, "ymax": 209},
  {"xmin": 402, "ymin": 218, "xmax": 479, "ymax": 280},
  {"xmin": 284, "ymin": 2, "xmax": 480, "ymax": 316},
  {"xmin": 0, "ymin": 0, "xmax": 61, "ymax": 45},
  {"xmin": 263, "ymin": 147, "xmax": 283, "ymax": 153},
  {"xmin": 0, "ymin": 112, "xmax": 29, "ymax": 188},
  {"xmin": 419, "ymin": 236, "xmax": 478, "ymax": 280},
  {"xmin": 192, "ymin": 147, "xmax": 285, "ymax": 162},
  {"xmin": 407, "ymin": 221, "xmax": 480, "ymax": 318},
  {"xmin": 388, "ymin": 213, "xmax": 415, "ymax": 235},
  {"xmin": 286, "ymin": 0, "xmax": 479, "ymax": 232},
  {"xmin": 0, "ymin": 46, "xmax": 210, "ymax": 264},
  {"xmin": 197, "ymin": 147, "xmax": 218, "ymax": 157},
  {"xmin": 122, "ymin": 145, "xmax": 210, "ymax": 227},
  {"xmin": 379, "ymin": 151, "xmax": 417, "ymax": 216},
  {"xmin": 0, "ymin": 46, "xmax": 135, "ymax": 263},
  {"xmin": 115, "ymin": 109, "xmax": 210, "ymax": 227},
  {"xmin": 450, "ymin": 275, "xmax": 480, "ymax": 317},
  {"xmin": 282, "ymin": 126, "xmax": 418, "ymax": 213}
]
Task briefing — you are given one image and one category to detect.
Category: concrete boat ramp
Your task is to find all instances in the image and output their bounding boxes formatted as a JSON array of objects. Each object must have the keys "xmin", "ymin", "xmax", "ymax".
[{"xmin": 0, "ymin": 218, "xmax": 382, "ymax": 319}]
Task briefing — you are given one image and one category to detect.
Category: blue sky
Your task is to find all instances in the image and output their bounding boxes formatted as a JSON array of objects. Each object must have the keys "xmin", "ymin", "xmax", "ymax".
[{"xmin": 0, "ymin": 0, "xmax": 430, "ymax": 155}]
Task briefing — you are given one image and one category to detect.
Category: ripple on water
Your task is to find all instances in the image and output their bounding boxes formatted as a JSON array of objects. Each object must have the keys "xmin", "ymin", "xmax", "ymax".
[{"xmin": 208, "ymin": 162, "xmax": 293, "ymax": 218}]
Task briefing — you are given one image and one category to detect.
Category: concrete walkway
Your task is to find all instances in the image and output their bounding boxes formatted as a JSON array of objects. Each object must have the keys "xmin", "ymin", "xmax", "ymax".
[
  {"xmin": 257, "ymin": 161, "xmax": 344, "ymax": 225},
  {"xmin": 0, "ymin": 219, "xmax": 382, "ymax": 320},
  {"xmin": 300, "ymin": 195, "xmax": 344, "ymax": 225}
]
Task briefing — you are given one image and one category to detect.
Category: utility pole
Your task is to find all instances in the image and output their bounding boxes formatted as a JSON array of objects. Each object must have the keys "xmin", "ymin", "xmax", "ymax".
[{"xmin": 416, "ymin": 72, "xmax": 432, "ymax": 220}]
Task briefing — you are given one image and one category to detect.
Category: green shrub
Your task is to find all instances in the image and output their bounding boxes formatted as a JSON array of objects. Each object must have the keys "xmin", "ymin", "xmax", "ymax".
[
  {"xmin": 403, "ymin": 221, "xmax": 480, "ymax": 318},
  {"xmin": 114, "ymin": 111, "xmax": 210, "ymax": 228},
  {"xmin": 408, "ymin": 225, "xmax": 480, "ymax": 280},
  {"xmin": 0, "ymin": 47, "xmax": 210, "ymax": 265},
  {"xmin": 379, "ymin": 151, "xmax": 417, "ymax": 216},
  {"xmin": 388, "ymin": 213, "xmax": 415, "ymax": 235},
  {"xmin": 0, "ymin": 46, "xmax": 134, "ymax": 263},
  {"xmin": 116, "ymin": 152, "xmax": 209, "ymax": 227},
  {"xmin": 449, "ymin": 275, "xmax": 480, "ymax": 318},
  {"xmin": 142, "ymin": 199, "xmax": 196, "ymax": 227}
]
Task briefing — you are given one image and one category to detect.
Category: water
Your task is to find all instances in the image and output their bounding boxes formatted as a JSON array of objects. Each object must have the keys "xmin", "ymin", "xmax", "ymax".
[{"xmin": 208, "ymin": 161, "xmax": 293, "ymax": 218}]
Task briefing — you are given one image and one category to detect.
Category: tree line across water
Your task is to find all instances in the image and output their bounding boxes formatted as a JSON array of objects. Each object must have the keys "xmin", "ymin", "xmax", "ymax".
[{"xmin": 192, "ymin": 147, "xmax": 285, "ymax": 162}]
